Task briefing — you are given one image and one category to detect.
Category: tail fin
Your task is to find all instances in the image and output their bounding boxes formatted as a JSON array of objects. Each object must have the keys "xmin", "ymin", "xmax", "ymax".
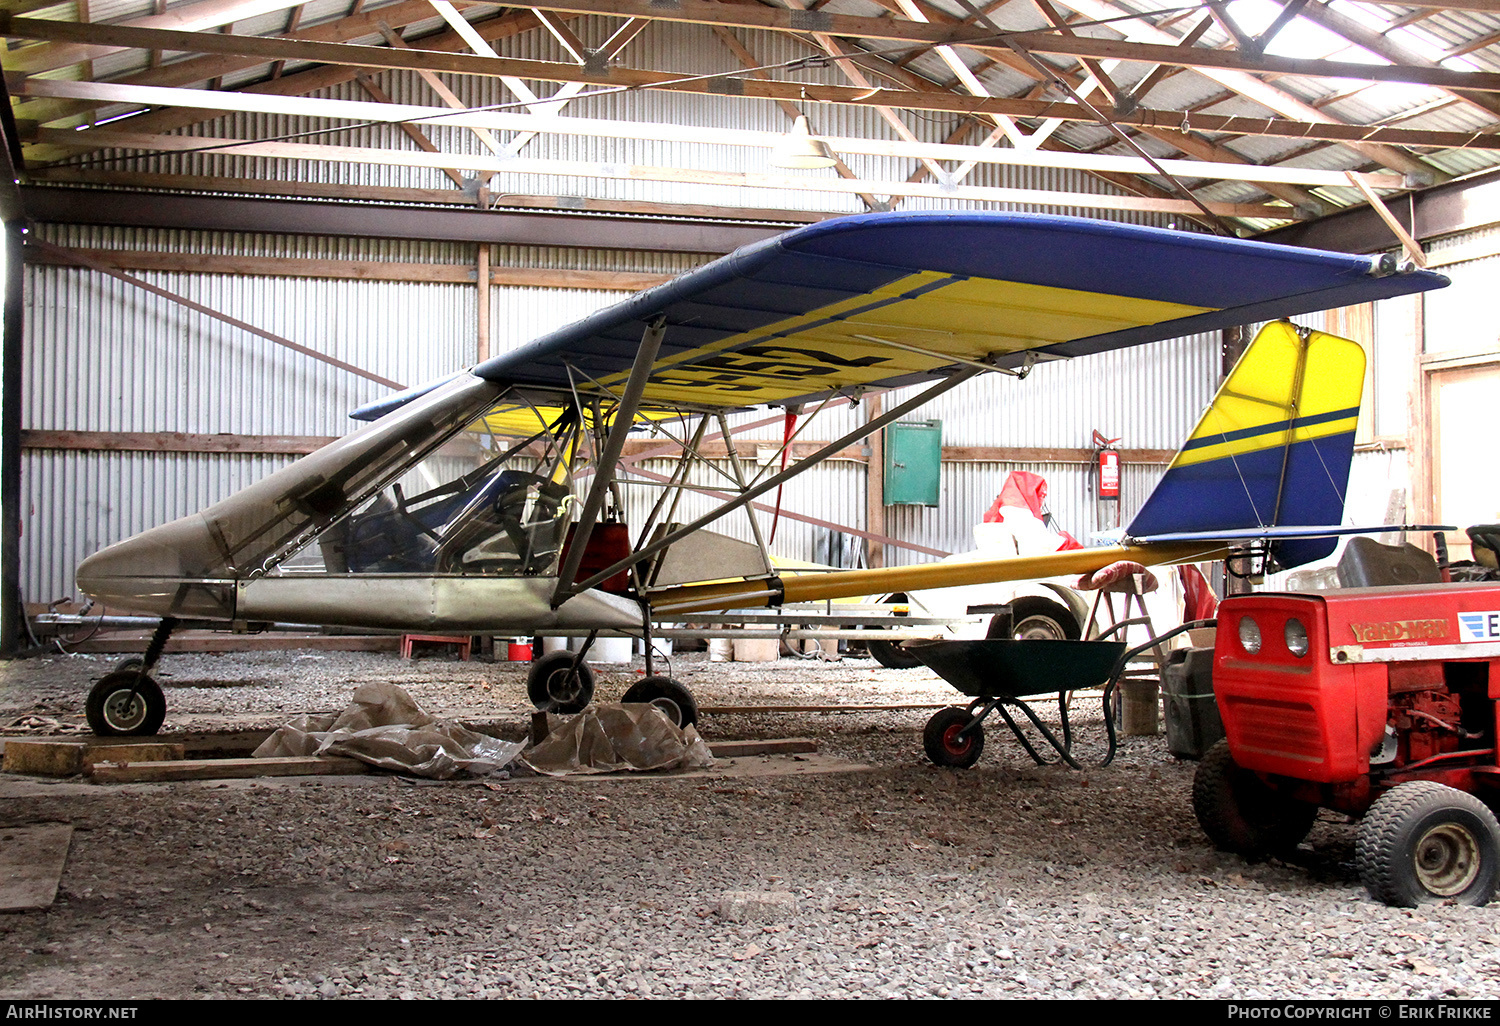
[{"xmin": 1126, "ymin": 320, "xmax": 1365, "ymax": 569}]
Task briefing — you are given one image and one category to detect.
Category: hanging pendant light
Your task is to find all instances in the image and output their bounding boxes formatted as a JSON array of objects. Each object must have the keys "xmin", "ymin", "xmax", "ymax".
[{"xmin": 770, "ymin": 115, "xmax": 838, "ymax": 170}]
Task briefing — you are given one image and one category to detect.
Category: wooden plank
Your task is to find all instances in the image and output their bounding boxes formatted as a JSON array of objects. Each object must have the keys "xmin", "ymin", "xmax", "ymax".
[
  {"xmin": 3, "ymin": 740, "xmax": 85, "ymax": 776},
  {"xmin": 707, "ymin": 738, "xmax": 818, "ymax": 757},
  {"xmin": 23, "ymin": 248, "xmax": 675, "ymax": 290},
  {"xmin": 3, "ymin": 740, "xmax": 185, "ymax": 775},
  {"xmin": 83, "ymin": 743, "xmax": 184, "ymax": 769},
  {"xmin": 620, "ymin": 438, "xmax": 1176, "ymax": 465},
  {"xmin": 21, "ymin": 429, "xmax": 339, "ymax": 453},
  {"xmin": 90, "ymin": 755, "xmax": 370, "ymax": 782},
  {"xmin": 0, "ymin": 824, "xmax": 72, "ymax": 911}
]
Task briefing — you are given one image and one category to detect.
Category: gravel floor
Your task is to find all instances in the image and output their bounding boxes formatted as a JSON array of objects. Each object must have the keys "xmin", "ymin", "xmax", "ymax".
[{"xmin": 1, "ymin": 646, "xmax": 1498, "ymax": 1000}]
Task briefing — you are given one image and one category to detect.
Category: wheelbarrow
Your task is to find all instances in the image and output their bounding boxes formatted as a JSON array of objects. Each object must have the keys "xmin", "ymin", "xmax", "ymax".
[{"xmin": 907, "ymin": 618, "xmax": 1216, "ymax": 770}]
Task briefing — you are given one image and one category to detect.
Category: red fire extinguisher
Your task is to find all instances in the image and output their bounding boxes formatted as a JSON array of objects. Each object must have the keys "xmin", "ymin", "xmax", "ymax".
[{"xmin": 1092, "ymin": 430, "xmax": 1121, "ymax": 501}]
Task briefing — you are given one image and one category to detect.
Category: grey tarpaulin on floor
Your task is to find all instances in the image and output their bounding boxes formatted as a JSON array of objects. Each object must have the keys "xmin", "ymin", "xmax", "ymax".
[
  {"xmin": 522, "ymin": 703, "xmax": 714, "ymax": 776},
  {"xmin": 253, "ymin": 682, "xmax": 524, "ymax": 779}
]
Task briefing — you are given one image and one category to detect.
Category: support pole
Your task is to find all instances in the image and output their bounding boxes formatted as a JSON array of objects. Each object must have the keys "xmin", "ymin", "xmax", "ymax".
[
  {"xmin": 476, "ymin": 242, "xmax": 490, "ymax": 363},
  {"xmin": 865, "ymin": 395, "xmax": 884, "ymax": 569},
  {"xmin": 0, "ymin": 223, "xmax": 21, "ymax": 657},
  {"xmin": 550, "ymin": 317, "xmax": 666, "ymax": 605}
]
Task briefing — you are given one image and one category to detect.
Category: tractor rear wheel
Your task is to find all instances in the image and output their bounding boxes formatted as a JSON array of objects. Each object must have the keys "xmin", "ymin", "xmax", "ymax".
[
  {"xmin": 1357, "ymin": 781, "xmax": 1500, "ymax": 907},
  {"xmin": 1193, "ymin": 739, "xmax": 1318, "ymax": 858}
]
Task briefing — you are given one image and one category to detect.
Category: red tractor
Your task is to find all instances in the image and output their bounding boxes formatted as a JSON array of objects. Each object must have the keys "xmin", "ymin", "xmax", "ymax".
[{"xmin": 1196, "ymin": 579, "xmax": 1500, "ymax": 906}]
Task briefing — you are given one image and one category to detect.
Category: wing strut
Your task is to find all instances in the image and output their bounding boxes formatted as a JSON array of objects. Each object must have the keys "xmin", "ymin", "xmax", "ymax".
[
  {"xmin": 551, "ymin": 316, "xmax": 667, "ymax": 607},
  {"xmin": 568, "ymin": 365, "xmax": 986, "ymax": 595}
]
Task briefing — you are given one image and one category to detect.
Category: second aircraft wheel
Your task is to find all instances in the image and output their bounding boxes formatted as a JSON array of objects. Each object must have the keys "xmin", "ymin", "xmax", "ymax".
[
  {"xmin": 526, "ymin": 651, "xmax": 596, "ymax": 714},
  {"xmin": 620, "ymin": 676, "xmax": 699, "ymax": 728},
  {"xmin": 923, "ymin": 706, "xmax": 985, "ymax": 769}
]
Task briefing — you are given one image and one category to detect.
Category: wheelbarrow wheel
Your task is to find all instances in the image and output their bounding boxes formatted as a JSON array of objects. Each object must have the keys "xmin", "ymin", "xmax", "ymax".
[{"xmin": 923, "ymin": 707, "xmax": 984, "ymax": 769}]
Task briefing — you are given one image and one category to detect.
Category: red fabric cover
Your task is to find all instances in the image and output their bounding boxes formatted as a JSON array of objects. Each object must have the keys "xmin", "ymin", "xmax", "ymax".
[
  {"xmin": 983, "ymin": 471, "xmax": 1084, "ymax": 550},
  {"xmin": 1179, "ymin": 564, "xmax": 1219, "ymax": 622},
  {"xmin": 985, "ymin": 470, "xmax": 1049, "ymax": 522},
  {"xmin": 1075, "ymin": 560, "xmax": 1158, "ymax": 593}
]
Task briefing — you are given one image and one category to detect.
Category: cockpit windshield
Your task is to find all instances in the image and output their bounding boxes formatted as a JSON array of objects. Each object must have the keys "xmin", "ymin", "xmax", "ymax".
[{"xmin": 272, "ymin": 393, "xmax": 581, "ymax": 577}]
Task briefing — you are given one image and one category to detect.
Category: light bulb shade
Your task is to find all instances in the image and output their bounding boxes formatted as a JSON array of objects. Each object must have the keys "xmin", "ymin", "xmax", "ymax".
[{"xmin": 770, "ymin": 115, "xmax": 838, "ymax": 170}]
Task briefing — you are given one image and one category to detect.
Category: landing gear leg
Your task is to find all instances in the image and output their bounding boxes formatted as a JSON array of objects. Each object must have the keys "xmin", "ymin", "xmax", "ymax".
[{"xmin": 86, "ymin": 616, "xmax": 177, "ymax": 736}]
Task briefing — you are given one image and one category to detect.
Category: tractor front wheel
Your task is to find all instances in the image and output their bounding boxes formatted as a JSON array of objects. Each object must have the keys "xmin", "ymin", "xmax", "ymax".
[
  {"xmin": 1357, "ymin": 781, "xmax": 1500, "ymax": 907},
  {"xmin": 1193, "ymin": 739, "xmax": 1318, "ymax": 858}
]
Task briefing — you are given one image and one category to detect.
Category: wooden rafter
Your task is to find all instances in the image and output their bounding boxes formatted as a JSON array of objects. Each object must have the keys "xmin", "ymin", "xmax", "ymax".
[
  {"xmin": 33, "ymin": 126, "xmax": 1300, "ymax": 218},
  {"xmin": 7, "ymin": 19, "xmax": 1494, "ymax": 154},
  {"xmin": 23, "ymin": 79, "xmax": 1408, "ymax": 191}
]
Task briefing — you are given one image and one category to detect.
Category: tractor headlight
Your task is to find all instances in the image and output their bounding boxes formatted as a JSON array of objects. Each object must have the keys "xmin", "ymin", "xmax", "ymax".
[
  {"xmin": 1238, "ymin": 616, "xmax": 1262, "ymax": 655},
  {"xmin": 1284, "ymin": 618, "xmax": 1310, "ymax": 658}
]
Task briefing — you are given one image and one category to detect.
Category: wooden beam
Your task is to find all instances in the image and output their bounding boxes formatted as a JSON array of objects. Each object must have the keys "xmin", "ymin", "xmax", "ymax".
[
  {"xmin": 29, "ymin": 240, "xmax": 406, "ymax": 389},
  {"xmin": 1345, "ymin": 170, "xmax": 1428, "ymax": 268},
  {"xmin": 25, "ymin": 168, "xmax": 830, "ymax": 223},
  {"xmin": 23, "ymin": 245, "xmax": 680, "ymax": 289},
  {"xmin": 9, "ymin": 3, "xmax": 554, "ymax": 129},
  {"xmin": 476, "ymin": 242, "xmax": 489, "ymax": 363},
  {"xmin": 353, "ymin": 71, "xmax": 467, "ymax": 189},
  {"xmin": 620, "ymin": 438, "xmax": 1175, "ymax": 464},
  {"xmin": 865, "ymin": 396, "xmax": 883, "ymax": 569},
  {"xmin": 34, "ymin": 127, "xmax": 1302, "ymax": 218},
  {"xmin": 20, "ymin": 429, "xmax": 338, "ymax": 454},
  {"xmin": 21, "ymin": 427, "xmax": 1178, "ymax": 464},
  {"xmin": 6, "ymin": 18, "xmax": 1494, "ymax": 153},
  {"xmin": 3, "ymin": 0, "xmax": 309, "ymax": 74},
  {"xmin": 402, "ymin": 0, "xmax": 1500, "ymax": 94}
]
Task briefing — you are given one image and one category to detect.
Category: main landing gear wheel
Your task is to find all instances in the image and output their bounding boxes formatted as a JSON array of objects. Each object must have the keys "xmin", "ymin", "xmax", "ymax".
[
  {"xmin": 526, "ymin": 651, "xmax": 596, "ymax": 714},
  {"xmin": 923, "ymin": 706, "xmax": 985, "ymax": 769},
  {"xmin": 621, "ymin": 676, "xmax": 699, "ymax": 729},
  {"xmin": 1193, "ymin": 739, "xmax": 1318, "ymax": 859},
  {"xmin": 1357, "ymin": 781, "xmax": 1500, "ymax": 908},
  {"xmin": 86, "ymin": 670, "xmax": 166, "ymax": 737}
]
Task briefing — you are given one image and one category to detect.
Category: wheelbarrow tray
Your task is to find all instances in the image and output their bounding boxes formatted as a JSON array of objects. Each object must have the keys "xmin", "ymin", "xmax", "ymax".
[{"xmin": 906, "ymin": 639, "xmax": 1127, "ymax": 699}]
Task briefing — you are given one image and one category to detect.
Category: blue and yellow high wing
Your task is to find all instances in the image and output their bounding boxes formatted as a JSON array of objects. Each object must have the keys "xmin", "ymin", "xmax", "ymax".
[
  {"xmin": 72, "ymin": 211, "xmax": 1449, "ymax": 734},
  {"xmin": 358, "ymin": 211, "xmax": 1441, "ymax": 421}
]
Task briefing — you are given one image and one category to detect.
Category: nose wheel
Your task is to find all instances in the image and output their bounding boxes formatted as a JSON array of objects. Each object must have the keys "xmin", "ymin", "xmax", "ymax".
[
  {"xmin": 526, "ymin": 651, "xmax": 596, "ymax": 714},
  {"xmin": 86, "ymin": 670, "xmax": 166, "ymax": 736}
]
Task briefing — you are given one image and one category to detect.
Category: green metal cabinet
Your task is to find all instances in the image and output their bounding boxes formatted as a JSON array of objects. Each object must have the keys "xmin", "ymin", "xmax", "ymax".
[{"xmin": 883, "ymin": 419, "xmax": 942, "ymax": 506}]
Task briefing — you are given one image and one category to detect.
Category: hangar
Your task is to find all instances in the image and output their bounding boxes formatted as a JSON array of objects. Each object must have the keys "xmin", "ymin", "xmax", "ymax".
[{"xmin": 2, "ymin": 0, "xmax": 1500, "ymax": 1000}]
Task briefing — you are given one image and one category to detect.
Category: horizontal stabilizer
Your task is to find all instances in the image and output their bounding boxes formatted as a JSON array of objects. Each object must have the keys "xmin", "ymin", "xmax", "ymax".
[{"xmin": 1132, "ymin": 524, "xmax": 1456, "ymax": 544}]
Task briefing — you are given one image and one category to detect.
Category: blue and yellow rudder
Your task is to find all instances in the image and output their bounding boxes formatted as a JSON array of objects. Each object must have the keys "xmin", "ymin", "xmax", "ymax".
[{"xmin": 1126, "ymin": 321, "xmax": 1365, "ymax": 569}]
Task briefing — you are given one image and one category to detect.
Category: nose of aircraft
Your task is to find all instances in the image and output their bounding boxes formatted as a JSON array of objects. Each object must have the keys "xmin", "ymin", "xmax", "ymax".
[{"xmin": 75, "ymin": 514, "xmax": 237, "ymax": 619}]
